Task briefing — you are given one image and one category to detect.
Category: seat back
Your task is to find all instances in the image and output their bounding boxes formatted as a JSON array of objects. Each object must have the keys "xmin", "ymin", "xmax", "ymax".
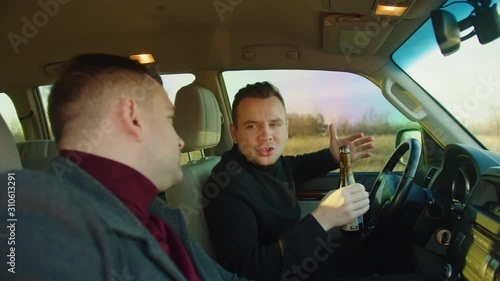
[
  {"xmin": 0, "ymin": 114, "xmax": 22, "ymax": 172},
  {"xmin": 17, "ymin": 140, "xmax": 58, "ymax": 170},
  {"xmin": 166, "ymin": 84, "xmax": 222, "ymax": 259}
]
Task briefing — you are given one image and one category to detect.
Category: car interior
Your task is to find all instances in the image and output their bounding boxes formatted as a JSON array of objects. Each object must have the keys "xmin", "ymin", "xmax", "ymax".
[{"xmin": 1, "ymin": 0, "xmax": 499, "ymax": 280}]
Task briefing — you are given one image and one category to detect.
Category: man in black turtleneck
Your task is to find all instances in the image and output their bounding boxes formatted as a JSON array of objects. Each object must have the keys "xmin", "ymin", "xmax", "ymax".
[{"xmin": 203, "ymin": 81, "xmax": 376, "ymax": 281}]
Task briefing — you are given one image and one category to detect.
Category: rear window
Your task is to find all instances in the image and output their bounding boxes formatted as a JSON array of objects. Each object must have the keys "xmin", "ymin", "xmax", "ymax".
[
  {"xmin": 39, "ymin": 74, "xmax": 197, "ymax": 163},
  {"xmin": 38, "ymin": 73, "xmax": 195, "ymax": 139},
  {"xmin": 0, "ymin": 93, "xmax": 25, "ymax": 142}
]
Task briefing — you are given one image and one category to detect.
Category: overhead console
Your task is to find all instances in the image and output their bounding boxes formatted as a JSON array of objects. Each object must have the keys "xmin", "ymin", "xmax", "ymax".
[{"xmin": 444, "ymin": 167, "xmax": 500, "ymax": 280}]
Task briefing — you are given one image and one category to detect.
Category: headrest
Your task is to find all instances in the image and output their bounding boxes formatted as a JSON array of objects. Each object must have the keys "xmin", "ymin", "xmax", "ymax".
[
  {"xmin": 17, "ymin": 140, "xmax": 59, "ymax": 170},
  {"xmin": 0, "ymin": 114, "xmax": 22, "ymax": 172},
  {"xmin": 174, "ymin": 84, "xmax": 222, "ymax": 153}
]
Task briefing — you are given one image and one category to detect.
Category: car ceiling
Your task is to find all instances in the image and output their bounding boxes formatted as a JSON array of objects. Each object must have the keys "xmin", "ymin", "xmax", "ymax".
[{"xmin": 0, "ymin": 0, "xmax": 444, "ymax": 88}]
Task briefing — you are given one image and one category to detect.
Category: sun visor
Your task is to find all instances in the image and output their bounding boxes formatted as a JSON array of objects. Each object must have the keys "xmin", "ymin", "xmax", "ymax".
[{"xmin": 322, "ymin": 14, "xmax": 397, "ymax": 56}]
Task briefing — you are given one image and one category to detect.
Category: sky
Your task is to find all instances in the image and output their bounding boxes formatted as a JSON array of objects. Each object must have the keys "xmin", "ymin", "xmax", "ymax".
[{"xmin": 222, "ymin": 70, "xmax": 410, "ymax": 125}]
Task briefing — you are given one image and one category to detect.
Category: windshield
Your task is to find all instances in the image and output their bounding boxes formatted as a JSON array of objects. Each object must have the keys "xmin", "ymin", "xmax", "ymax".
[{"xmin": 393, "ymin": 0, "xmax": 500, "ymax": 153}]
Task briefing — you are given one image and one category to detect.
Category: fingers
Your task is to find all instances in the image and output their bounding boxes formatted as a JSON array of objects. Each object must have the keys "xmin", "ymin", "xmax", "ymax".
[
  {"xmin": 352, "ymin": 136, "xmax": 374, "ymax": 148},
  {"xmin": 352, "ymin": 202, "xmax": 370, "ymax": 218},
  {"xmin": 355, "ymin": 141, "xmax": 374, "ymax": 151},
  {"xmin": 352, "ymin": 138, "xmax": 374, "ymax": 155},
  {"xmin": 346, "ymin": 132, "xmax": 364, "ymax": 142},
  {"xmin": 351, "ymin": 197, "xmax": 370, "ymax": 211},
  {"xmin": 342, "ymin": 183, "xmax": 366, "ymax": 194},
  {"xmin": 353, "ymin": 142, "xmax": 374, "ymax": 156},
  {"xmin": 348, "ymin": 189, "xmax": 369, "ymax": 203},
  {"xmin": 312, "ymin": 184, "xmax": 370, "ymax": 230},
  {"xmin": 324, "ymin": 184, "xmax": 369, "ymax": 205},
  {"xmin": 356, "ymin": 152, "xmax": 372, "ymax": 159},
  {"xmin": 351, "ymin": 136, "xmax": 374, "ymax": 161},
  {"xmin": 329, "ymin": 123, "xmax": 338, "ymax": 141},
  {"xmin": 341, "ymin": 186, "xmax": 370, "ymax": 219}
]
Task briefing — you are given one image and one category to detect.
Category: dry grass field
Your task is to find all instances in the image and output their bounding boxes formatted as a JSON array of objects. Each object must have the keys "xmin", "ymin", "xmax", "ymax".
[
  {"xmin": 284, "ymin": 134, "xmax": 500, "ymax": 172},
  {"xmin": 182, "ymin": 134, "xmax": 500, "ymax": 171},
  {"xmin": 283, "ymin": 134, "xmax": 397, "ymax": 172}
]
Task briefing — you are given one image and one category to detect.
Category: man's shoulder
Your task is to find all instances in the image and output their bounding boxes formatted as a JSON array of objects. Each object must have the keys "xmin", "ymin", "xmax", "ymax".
[
  {"xmin": 2, "ymin": 167, "xmax": 98, "ymax": 212},
  {"xmin": 1, "ymin": 169, "xmax": 101, "ymax": 233},
  {"xmin": 4, "ymin": 166, "xmax": 78, "ymax": 201},
  {"xmin": 208, "ymin": 147, "xmax": 244, "ymax": 178},
  {"xmin": 3, "ymin": 168, "xmax": 49, "ymax": 184},
  {"xmin": 203, "ymin": 151, "xmax": 253, "ymax": 198},
  {"xmin": 4, "ymin": 168, "xmax": 72, "ymax": 191},
  {"xmin": 212, "ymin": 150, "xmax": 242, "ymax": 171}
]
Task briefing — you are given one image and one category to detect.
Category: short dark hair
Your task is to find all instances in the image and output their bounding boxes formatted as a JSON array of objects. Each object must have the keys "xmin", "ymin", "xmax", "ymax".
[
  {"xmin": 49, "ymin": 53, "xmax": 162, "ymax": 143},
  {"xmin": 231, "ymin": 81, "xmax": 286, "ymax": 127}
]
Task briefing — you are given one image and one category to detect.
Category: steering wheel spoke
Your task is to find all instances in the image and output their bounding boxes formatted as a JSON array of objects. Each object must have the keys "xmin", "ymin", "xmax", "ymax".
[{"xmin": 364, "ymin": 138, "xmax": 421, "ymax": 236}]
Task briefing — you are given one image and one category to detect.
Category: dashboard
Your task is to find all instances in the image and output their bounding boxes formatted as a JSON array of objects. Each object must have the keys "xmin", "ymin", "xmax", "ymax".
[
  {"xmin": 422, "ymin": 144, "xmax": 500, "ymax": 280},
  {"xmin": 429, "ymin": 144, "xmax": 500, "ymax": 209},
  {"xmin": 443, "ymin": 167, "xmax": 500, "ymax": 280}
]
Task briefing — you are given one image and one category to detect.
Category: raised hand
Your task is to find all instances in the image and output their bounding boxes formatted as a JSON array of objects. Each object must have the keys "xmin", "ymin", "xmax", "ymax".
[{"xmin": 329, "ymin": 123, "xmax": 374, "ymax": 163}]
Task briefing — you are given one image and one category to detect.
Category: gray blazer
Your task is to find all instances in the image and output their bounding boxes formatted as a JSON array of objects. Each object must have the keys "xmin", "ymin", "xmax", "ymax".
[{"xmin": 0, "ymin": 156, "xmax": 248, "ymax": 281}]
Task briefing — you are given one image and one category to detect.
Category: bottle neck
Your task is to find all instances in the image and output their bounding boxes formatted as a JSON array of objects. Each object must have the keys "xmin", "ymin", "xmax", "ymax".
[{"xmin": 339, "ymin": 152, "xmax": 355, "ymax": 187}]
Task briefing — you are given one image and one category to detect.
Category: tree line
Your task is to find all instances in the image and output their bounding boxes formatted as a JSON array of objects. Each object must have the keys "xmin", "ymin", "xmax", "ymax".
[
  {"xmin": 287, "ymin": 109, "xmax": 411, "ymax": 138},
  {"xmin": 287, "ymin": 105, "xmax": 500, "ymax": 138}
]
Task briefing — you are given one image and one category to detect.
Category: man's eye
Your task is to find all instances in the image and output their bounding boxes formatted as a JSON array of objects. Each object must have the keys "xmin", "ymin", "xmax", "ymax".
[
  {"xmin": 270, "ymin": 123, "xmax": 281, "ymax": 127},
  {"xmin": 246, "ymin": 125, "xmax": 257, "ymax": 129}
]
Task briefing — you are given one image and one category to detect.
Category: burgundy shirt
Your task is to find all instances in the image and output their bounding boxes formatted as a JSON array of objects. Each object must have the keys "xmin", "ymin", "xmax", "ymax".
[{"xmin": 60, "ymin": 150, "xmax": 201, "ymax": 281}]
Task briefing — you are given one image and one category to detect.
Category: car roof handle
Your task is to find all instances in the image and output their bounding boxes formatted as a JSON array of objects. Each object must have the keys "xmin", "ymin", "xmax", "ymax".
[{"xmin": 381, "ymin": 78, "xmax": 427, "ymax": 122}]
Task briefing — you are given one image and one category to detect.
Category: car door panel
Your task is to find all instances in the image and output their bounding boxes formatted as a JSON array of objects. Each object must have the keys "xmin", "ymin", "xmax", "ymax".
[{"xmin": 296, "ymin": 172, "xmax": 380, "ymax": 217}]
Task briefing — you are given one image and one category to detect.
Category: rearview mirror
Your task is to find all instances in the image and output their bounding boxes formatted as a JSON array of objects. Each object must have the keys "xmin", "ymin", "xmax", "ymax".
[
  {"xmin": 431, "ymin": 1, "xmax": 500, "ymax": 56},
  {"xmin": 431, "ymin": 10, "xmax": 461, "ymax": 56}
]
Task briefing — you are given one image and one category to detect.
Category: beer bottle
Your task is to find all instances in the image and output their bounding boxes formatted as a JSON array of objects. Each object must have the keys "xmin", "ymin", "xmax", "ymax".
[{"xmin": 338, "ymin": 145, "xmax": 364, "ymax": 236}]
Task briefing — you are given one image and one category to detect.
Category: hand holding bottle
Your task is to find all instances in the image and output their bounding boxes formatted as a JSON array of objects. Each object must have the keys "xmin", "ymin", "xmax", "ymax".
[{"xmin": 311, "ymin": 183, "xmax": 370, "ymax": 232}]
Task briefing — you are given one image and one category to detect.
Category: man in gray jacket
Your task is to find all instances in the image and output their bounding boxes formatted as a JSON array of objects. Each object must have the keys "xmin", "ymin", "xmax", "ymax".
[{"xmin": 0, "ymin": 54, "xmax": 247, "ymax": 281}]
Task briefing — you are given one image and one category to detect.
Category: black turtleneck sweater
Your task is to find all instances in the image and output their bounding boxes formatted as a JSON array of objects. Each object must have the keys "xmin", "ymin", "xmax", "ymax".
[{"xmin": 203, "ymin": 145, "xmax": 339, "ymax": 281}]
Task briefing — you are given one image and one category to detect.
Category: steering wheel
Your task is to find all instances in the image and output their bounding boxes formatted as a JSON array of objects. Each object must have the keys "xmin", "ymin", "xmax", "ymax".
[{"xmin": 365, "ymin": 138, "xmax": 421, "ymax": 235}]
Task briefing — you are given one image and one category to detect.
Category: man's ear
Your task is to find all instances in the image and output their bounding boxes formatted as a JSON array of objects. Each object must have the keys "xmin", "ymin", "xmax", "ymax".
[
  {"xmin": 229, "ymin": 123, "xmax": 238, "ymax": 144},
  {"xmin": 118, "ymin": 98, "xmax": 144, "ymax": 142}
]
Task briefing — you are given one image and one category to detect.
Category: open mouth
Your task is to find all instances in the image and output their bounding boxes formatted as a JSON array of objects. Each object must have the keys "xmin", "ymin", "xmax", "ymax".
[{"xmin": 257, "ymin": 147, "xmax": 274, "ymax": 157}]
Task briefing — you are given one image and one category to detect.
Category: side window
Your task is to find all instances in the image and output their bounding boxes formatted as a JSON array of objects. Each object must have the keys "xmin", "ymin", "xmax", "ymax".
[
  {"xmin": 222, "ymin": 70, "xmax": 418, "ymax": 172},
  {"xmin": 0, "ymin": 93, "xmax": 25, "ymax": 142},
  {"xmin": 38, "ymin": 74, "xmax": 197, "ymax": 163},
  {"xmin": 39, "ymin": 85, "xmax": 53, "ymax": 139},
  {"xmin": 159, "ymin": 73, "xmax": 201, "ymax": 163},
  {"xmin": 161, "ymin": 73, "xmax": 195, "ymax": 103}
]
